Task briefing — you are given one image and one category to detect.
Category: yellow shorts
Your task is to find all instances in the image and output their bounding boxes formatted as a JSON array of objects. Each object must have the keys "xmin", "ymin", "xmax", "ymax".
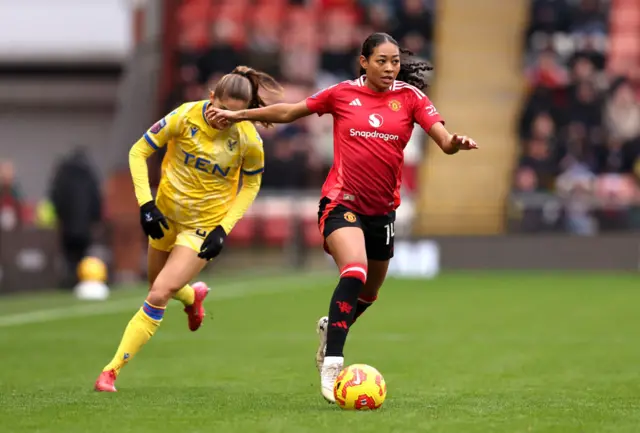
[{"xmin": 148, "ymin": 219, "xmax": 208, "ymax": 253}]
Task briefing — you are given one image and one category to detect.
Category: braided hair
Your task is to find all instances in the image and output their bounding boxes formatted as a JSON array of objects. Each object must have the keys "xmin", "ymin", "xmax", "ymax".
[
  {"xmin": 359, "ymin": 32, "xmax": 433, "ymax": 90},
  {"xmin": 211, "ymin": 66, "xmax": 283, "ymax": 128}
]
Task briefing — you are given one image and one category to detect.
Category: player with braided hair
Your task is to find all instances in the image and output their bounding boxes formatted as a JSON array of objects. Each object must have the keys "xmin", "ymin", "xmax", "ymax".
[
  {"xmin": 362, "ymin": 45, "xmax": 433, "ymax": 90},
  {"xmin": 206, "ymin": 32, "xmax": 479, "ymax": 403}
]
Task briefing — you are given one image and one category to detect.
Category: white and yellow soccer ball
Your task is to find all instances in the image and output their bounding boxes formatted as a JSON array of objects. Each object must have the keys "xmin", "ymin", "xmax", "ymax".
[
  {"xmin": 77, "ymin": 256, "xmax": 108, "ymax": 283},
  {"xmin": 75, "ymin": 256, "xmax": 109, "ymax": 301},
  {"xmin": 334, "ymin": 364, "xmax": 387, "ymax": 410}
]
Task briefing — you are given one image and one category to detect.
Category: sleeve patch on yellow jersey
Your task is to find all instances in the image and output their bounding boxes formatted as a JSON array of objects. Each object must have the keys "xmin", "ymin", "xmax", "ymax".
[{"xmin": 150, "ymin": 118, "xmax": 167, "ymax": 134}]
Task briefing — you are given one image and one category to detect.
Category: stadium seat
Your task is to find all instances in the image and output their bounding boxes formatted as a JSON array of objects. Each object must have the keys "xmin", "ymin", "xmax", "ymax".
[
  {"xmin": 227, "ymin": 216, "xmax": 256, "ymax": 247},
  {"xmin": 303, "ymin": 217, "xmax": 323, "ymax": 247},
  {"xmin": 608, "ymin": 0, "xmax": 640, "ymax": 80},
  {"xmin": 299, "ymin": 197, "xmax": 322, "ymax": 247},
  {"xmin": 262, "ymin": 216, "xmax": 293, "ymax": 247},
  {"xmin": 260, "ymin": 197, "xmax": 295, "ymax": 247}
]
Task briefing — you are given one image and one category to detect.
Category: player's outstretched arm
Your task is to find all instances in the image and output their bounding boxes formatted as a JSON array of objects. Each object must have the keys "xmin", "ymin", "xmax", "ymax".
[
  {"xmin": 206, "ymin": 100, "xmax": 312, "ymax": 125},
  {"xmin": 427, "ymin": 122, "xmax": 479, "ymax": 155}
]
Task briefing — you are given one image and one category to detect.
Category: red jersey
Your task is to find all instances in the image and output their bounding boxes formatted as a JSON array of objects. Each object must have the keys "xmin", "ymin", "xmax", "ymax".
[{"xmin": 306, "ymin": 76, "xmax": 445, "ymax": 215}]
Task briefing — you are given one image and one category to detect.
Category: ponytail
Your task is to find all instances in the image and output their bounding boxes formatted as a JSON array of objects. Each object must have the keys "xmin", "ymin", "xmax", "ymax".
[{"xmin": 211, "ymin": 66, "xmax": 283, "ymax": 128}]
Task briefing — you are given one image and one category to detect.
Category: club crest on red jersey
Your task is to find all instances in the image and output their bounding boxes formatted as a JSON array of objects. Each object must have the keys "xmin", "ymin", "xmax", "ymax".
[{"xmin": 388, "ymin": 100, "xmax": 402, "ymax": 112}]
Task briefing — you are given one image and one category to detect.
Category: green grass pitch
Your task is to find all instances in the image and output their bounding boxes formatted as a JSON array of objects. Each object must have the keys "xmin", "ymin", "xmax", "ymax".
[{"xmin": 0, "ymin": 271, "xmax": 639, "ymax": 432}]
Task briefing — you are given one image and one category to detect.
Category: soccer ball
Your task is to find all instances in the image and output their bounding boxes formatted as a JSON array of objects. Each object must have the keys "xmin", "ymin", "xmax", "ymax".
[
  {"xmin": 333, "ymin": 364, "xmax": 387, "ymax": 410},
  {"xmin": 77, "ymin": 256, "xmax": 107, "ymax": 282},
  {"xmin": 75, "ymin": 257, "xmax": 109, "ymax": 301}
]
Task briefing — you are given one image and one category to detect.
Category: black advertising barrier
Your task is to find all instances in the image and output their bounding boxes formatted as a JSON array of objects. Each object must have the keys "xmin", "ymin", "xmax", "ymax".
[
  {"xmin": 387, "ymin": 235, "xmax": 640, "ymax": 277},
  {"xmin": 0, "ymin": 229, "xmax": 59, "ymax": 294},
  {"xmin": 435, "ymin": 235, "xmax": 640, "ymax": 271},
  {"xmin": 1, "ymin": 230, "xmax": 639, "ymax": 293}
]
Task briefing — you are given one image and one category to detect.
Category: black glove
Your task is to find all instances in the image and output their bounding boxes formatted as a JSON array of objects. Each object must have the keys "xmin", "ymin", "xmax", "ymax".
[
  {"xmin": 198, "ymin": 226, "xmax": 227, "ymax": 261},
  {"xmin": 139, "ymin": 201, "xmax": 168, "ymax": 239}
]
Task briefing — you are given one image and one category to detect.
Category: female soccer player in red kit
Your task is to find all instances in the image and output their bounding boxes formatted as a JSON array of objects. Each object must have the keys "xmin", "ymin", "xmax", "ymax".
[{"xmin": 207, "ymin": 33, "xmax": 478, "ymax": 402}]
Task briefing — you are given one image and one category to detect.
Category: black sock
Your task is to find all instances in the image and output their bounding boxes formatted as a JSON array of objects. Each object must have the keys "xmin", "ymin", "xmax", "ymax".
[{"xmin": 325, "ymin": 276, "xmax": 364, "ymax": 357}]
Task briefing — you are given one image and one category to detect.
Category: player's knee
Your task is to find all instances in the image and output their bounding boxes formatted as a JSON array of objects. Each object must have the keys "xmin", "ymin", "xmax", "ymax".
[
  {"xmin": 358, "ymin": 282, "xmax": 379, "ymax": 303},
  {"xmin": 149, "ymin": 277, "xmax": 182, "ymax": 303},
  {"xmin": 340, "ymin": 262, "xmax": 368, "ymax": 285},
  {"xmin": 358, "ymin": 292, "xmax": 378, "ymax": 304}
]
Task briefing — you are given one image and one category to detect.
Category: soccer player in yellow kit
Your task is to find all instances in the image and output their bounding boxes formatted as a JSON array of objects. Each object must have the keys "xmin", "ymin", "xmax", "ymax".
[{"xmin": 94, "ymin": 66, "xmax": 282, "ymax": 392}]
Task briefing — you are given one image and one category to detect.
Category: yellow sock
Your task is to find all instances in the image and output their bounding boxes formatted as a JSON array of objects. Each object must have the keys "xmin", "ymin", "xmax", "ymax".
[
  {"xmin": 103, "ymin": 301, "xmax": 165, "ymax": 375},
  {"xmin": 173, "ymin": 284, "xmax": 195, "ymax": 306}
]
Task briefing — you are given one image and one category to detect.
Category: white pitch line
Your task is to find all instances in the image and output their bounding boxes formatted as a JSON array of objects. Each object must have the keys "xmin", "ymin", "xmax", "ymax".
[{"xmin": 0, "ymin": 272, "xmax": 330, "ymax": 328}]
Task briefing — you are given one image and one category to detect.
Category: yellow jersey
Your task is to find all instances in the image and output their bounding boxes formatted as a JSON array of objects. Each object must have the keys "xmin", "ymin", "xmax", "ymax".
[{"xmin": 128, "ymin": 100, "xmax": 264, "ymax": 233}]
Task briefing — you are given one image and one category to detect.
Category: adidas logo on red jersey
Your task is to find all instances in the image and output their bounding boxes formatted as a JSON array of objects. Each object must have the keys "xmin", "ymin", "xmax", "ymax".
[{"xmin": 349, "ymin": 98, "xmax": 362, "ymax": 106}]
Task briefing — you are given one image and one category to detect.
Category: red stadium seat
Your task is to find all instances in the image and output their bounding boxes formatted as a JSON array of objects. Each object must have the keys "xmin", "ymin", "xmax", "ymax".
[
  {"xmin": 260, "ymin": 197, "xmax": 295, "ymax": 247},
  {"xmin": 303, "ymin": 217, "xmax": 323, "ymax": 247},
  {"xmin": 227, "ymin": 215, "xmax": 256, "ymax": 247},
  {"xmin": 262, "ymin": 216, "xmax": 293, "ymax": 247},
  {"xmin": 608, "ymin": 0, "xmax": 640, "ymax": 79},
  {"xmin": 298, "ymin": 197, "xmax": 323, "ymax": 247}
]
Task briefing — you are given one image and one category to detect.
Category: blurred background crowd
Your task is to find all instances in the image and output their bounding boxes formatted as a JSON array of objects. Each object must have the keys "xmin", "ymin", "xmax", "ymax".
[
  {"xmin": 164, "ymin": 0, "xmax": 436, "ymax": 192},
  {"xmin": 511, "ymin": 0, "xmax": 640, "ymax": 233},
  {"xmin": 2, "ymin": 0, "xmax": 640, "ymax": 289}
]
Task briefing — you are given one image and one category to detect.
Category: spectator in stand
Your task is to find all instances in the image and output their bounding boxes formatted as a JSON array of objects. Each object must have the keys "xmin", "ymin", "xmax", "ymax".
[
  {"xmin": 519, "ymin": 86, "xmax": 562, "ymax": 139},
  {"xmin": 50, "ymin": 147, "xmax": 102, "ymax": 288},
  {"xmin": 592, "ymin": 138, "xmax": 637, "ymax": 174},
  {"xmin": 556, "ymin": 160, "xmax": 597, "ymax": 235},
  {"xmin": 364, "ymin": 3, "xmax": 396, "ymax": 35},
  {"xmin": 570, "ymin": 0, "xmax": 608, "ymax": 36},
  {"xmin": 526, "ymin": 49, "xmax": 570, "ymax": 89},
  {"xmin": 510, "ymin": 165, "xmax": 565, "ymax": 233},
  {"xmin": 566, "ymin": 81, "xmax": 603, "ymax": 135},
  {"xmin": 520, "ymin": 138, "xmax": 558, "ymax": 191},
  {"xmin": 393, "ymin": 0, "xmax": 434, "ymax": 58},
  {"xmin": 320, "ymin": 9, "xmax": 360, "ymax": 80},
  {"xmin": 262, "ymin": 125, "xmax": 320, "ymax": 190},
  {"xmin": 0, "ymin": 160, "xmax": 23, "ymax": 231},
  {"xmin": 525, "ymin": 0, "xmax": 572, "ymax": 45},
  {"xmin": 514, "ymin": 166, "xmax": 542, "ymax": 194},
  {"xmin": 529, "ymin": 111, "xmax": 558, "ymax": 142},
  {"xmin": 592, "ymin": 173, "xmax": 638, "ymax": 231},
  {"xmin": 604, "ymin": 77, "xmax": 640, "ymax": 144}
]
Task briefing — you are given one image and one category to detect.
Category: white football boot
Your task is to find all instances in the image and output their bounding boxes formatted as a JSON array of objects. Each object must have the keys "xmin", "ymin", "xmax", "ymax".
[
  {"xmin": 320, "ymin": 356, "xmax": 344, "ymax": 403},
  {"xmin": 315, "ymin": 316, "xmax": 328, "ymax": 372}
]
